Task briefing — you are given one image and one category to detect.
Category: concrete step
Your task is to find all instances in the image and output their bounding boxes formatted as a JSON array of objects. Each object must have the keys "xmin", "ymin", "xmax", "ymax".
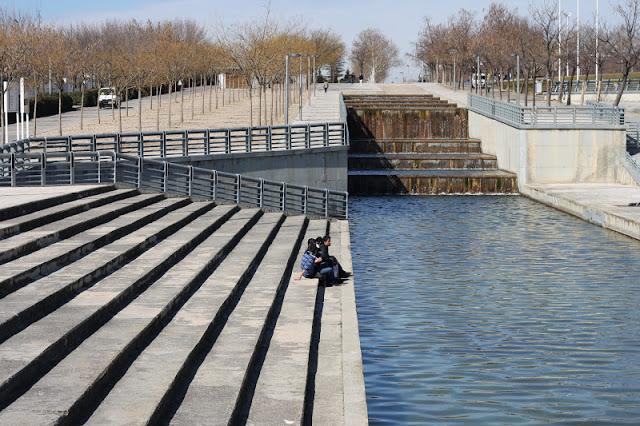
[
  {"xmin": 0, "ymin": 201, "xmax": 216, "ymax": 343},
  {"xmin": 0, "ymin": 188, "xmax": 137, "ymax": 240},
  {"xmin": 246, "ymin": 219, "xmax": 328, "ymax": 425},
  {"xmin": 348, "ymin": 170, "xmax": 518, "ymax": 194},
  {"xmin": 0, "ymin": 196, "xmax": 188, "ymax": 298},
  {"xmin": 349, "ymin": 153, "xmax": 498, "ymax": 170},
  {"xmin": 313, "ymin": 222, "xmax": 345, "ymax": 425},
  {"xmin": 0, "ymin": 192, "xmax": 163, "ymax": 265},
  {"xmin": 89, "ymin": 214, "xmax": 303, "ymax": 425},
  {"xmin": 168, "ymin": 216, "xmax": 306, "ymax": 425},
  {"xmin": 0, "ymin": 185, "xmax": 115, "ymax": 222},
  {"xmin": 0, "ymin": 206, "xmax": 249, "ymax": 421},
  {"xmin": 350, "ymin": 139, "xmax": 482, "ymax": 154}
]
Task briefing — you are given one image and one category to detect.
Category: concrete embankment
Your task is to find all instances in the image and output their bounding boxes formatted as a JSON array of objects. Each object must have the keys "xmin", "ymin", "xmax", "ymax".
[{"xmin": 0, "ymin": 184, "xmax": 367, "ymax": 425}]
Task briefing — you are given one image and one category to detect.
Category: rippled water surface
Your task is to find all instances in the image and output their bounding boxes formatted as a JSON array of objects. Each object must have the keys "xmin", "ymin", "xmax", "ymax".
[{"xmin": 350, "ymin": 196, "xmax": 640, "ymax": 425}]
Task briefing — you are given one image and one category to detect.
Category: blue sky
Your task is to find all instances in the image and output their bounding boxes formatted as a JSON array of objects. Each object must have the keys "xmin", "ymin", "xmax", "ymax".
[{"xmin": 3, "ymin": 0, "xmax": 614, "ymax": 81}]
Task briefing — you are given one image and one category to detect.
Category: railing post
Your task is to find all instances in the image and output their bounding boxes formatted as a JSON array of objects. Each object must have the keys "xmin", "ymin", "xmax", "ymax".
[
  {"xmin": 325, "ymin": 189, "xmax": 329, "ymax": 218},
  {"xmin": 246, "ymin": 128, "xmax": 252, "ymax": 152},
  {"xmin": 161, "ymin": 131, "xmax": 167, "ymax": 157},
  {"xmin": 139, "ymin": 133, "xmax": 144, "ymax": 158},
  {"xmin": 67, "ymin": 136, "xmax": 71, "ymax": 153},
  {"xmin": 212, "ymin": 170, "xmax": 217, "ymax": 201},
  {"xmin": 286, "ymin": 126, "xmax": 292, "ymax": 150},
  {"xmin": 282, "ymin": 183, "xmax": 287, "ymax": 213},
  {"xmin": 163, "ymin": 161, "xmax": 168, "ymax": 193},
  {"xmin": 204, "ymin": 129, "xmax": 210, "ymax": 156},
  {"xmin": 69, "ymin": 152, "xmax": 75, "ymax": 184},
  {"xmin": 182, "ymin": 132, "xmax": 187, "ymax": 157},
  {"xmin": 267, "ymin": 127, "xmax": 272, "ymax": 151},
  {"xmin": 188, "ymin": 165, "xmax": 193, "ymax": 197},
  {"xmin": 225, "ymin": 129, "xmax": 231, "ymax": 154},
  {"xmin": 236, "ymin": 174, "xmax": 241, "ymax": 204},
  {"xmin": 97, "ymin": 152, "xmax": 101, "ymax": 183},
  {"xmin": 113, "ymin": 152, "xmax": 117, "ymax": 184},
  {"xmin": 10, "ymin": 153, "xmax": 15, "ymax": 187},
  {"xmin": 40, "ymin": 152, "xmax": 45, "ymax": 186},
  {"xmin": 91, "ymin": 135, "xmax": 97, "ymax": 152},
  {"xmin": 303, "ymin": 186, "xmax": 308, "ymax": 215},
  {"xmin": 323, "ymin": 123, "xmax": 329, "ymax": 147},
  {"xmin": 116, "ymin": 133, "xmax": 122, "ymax": 154},
  {"xmin": 305, "ymin": 124, "xmax": 311, "ymax": 149},
  {"xmin": 259, "ymin": 178, "xmax": 264, "ymax": 208},
  {"xmin": 137, "ymin": 156, "xmax": 143, "ymax": 188}
]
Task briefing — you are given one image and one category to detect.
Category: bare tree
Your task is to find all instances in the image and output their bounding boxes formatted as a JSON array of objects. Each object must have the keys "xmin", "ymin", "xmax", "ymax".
[
  {"xmin": 350, "ymin": 29, "xmax": 400, "ymax": 83},
  {"xmin": 602, "ymin": 0, "xmax": 640, "ymax": 105}
]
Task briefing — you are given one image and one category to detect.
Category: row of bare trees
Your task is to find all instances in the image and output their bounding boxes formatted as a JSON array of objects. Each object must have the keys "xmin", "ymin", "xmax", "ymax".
[
  {"xmin": 416, "ymin": 0, "xmax": 640, "ymax": 106},
  {"xmin": 0, "ymin": 9, "xmax": 346, "ymax": 143}
]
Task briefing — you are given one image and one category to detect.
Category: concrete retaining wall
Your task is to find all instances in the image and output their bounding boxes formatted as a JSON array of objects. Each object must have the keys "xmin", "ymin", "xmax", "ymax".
[
  {"xmin": 469, "ymin": 111, "xmax": 633, "ymax": 186},
  {"xmin": 166, "ymin": 146, "xmax": 349, "ymax": 192}
]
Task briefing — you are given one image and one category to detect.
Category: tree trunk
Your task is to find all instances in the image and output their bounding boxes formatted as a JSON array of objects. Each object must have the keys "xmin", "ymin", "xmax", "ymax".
[
  {"xmin": 150, "ymin": 85, "xmax": 153, "ymax": 110},
  {"xmin": 524, "ymin": 72, "xmax": 529, "ymax": 106},
  {"xmin": 567, "ymin": 71, "xmax": 574, "ymax": 106},
  {"xmin": 180, "ymin": 83, "xmax": 184, "ymax": 123},
  {"xmin": 580, "ymin": 72, "xmax": 589, "ymax": 105},
  {"xmin": 258, "ymin": 83, "xmax": 262, "ymax": 126},
  {"xmin": 558, "ymin": 73, "xmax": 565, "ymax": 104},
  {"xmin": 118, "ymin": 89, "xmax": 123, "ymax": 133},
  {"xmin": 270, "ymin": 84, "xmax": 274, "ymax": 125},
  {"xmin": 597, "ymin": 73, "xmax": 603, "ymax": 102},
  {"xmin": 546, "ymin": 74, "xmax": 552, "ymax": 106},
  {"xmin": 125, "ymin": 88, "xmax": 129, "ymax": 117},
  {"xmin": 614, "ymin": 68, "xmax": 630, "ymax": 106},
  {"xmin": 156, "ymin": 85, "xmax": 161, "ymax": 131},
  {"xmin": 168, "ymin": 81, "xmax": 173, "ymax": 127},
  {"xmin": 32, "ymin": 87, "xmax": 38, "ymax": 137},
  {"xmin": 80, "ymin": 82, "xmax": 85, "ymax": 130},
  {"xmin": 138, "ymin": 87, "xmax": 142, "ymax": 132},
  {"xmin": 249, "ymin": 84, "xmax": 253, "ymax": 127},
  {"xmin": 201, "ymin": 74, "xmax": 205, "ymax": 115},
  {"xmin": 58, "ymin": 89, "xmax": 63, "ymax": 136}
]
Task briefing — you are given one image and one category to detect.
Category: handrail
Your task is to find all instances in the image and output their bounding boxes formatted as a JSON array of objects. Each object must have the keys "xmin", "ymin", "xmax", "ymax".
[
  {"xmin": 0, "ymin": 122, "xmax": 349, "ymax": 157},
  {"xmin": 468, "ymin": 94, "xmax": 625, "ymax": 129},
  {"xmin": 0, "ymin": 150, "xmax": 348, "ymax": 219}
]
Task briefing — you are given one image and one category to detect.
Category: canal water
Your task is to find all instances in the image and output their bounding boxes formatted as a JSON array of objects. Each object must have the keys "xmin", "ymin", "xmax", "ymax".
[{"xmin": 350, "ymin": 196, "xmax": 640, "ymax": 425}]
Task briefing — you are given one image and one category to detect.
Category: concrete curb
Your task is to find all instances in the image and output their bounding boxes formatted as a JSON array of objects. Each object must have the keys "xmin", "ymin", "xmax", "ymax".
[
  {"xmin": 339, "ymin": 220, "xmax": 369, "ymax": 425},
  {"xmin": 522, "ymin": 184, "xmax": 640, "ymax": 241}
]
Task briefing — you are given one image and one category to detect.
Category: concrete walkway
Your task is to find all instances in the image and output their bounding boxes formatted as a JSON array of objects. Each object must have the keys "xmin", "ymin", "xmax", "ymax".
[{"xmin": 523, "ymin": 183, "xmax": 640, "ymax": 241}]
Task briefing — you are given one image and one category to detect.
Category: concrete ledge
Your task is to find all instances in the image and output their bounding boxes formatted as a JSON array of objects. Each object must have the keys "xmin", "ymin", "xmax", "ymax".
[
  {"xmin": 522, "ymin": 184, "xmax": 640, "ymax": 241},
  {"xmin": 338, "ymin": 220, "xmax": 368, "ymax": 425},
  {"xmin": 166, "ymin": 146, "xmax": 349, "ymax": 192}
]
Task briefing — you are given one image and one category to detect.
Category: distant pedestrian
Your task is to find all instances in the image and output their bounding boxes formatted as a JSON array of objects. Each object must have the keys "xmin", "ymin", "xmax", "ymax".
[
  {"xmin": 359, "ymin": 74, "xmax": 364, "ymax": 85},
  {"xmin": 323, "ymin": 81, "xmax": 329, "ymax": 93}
]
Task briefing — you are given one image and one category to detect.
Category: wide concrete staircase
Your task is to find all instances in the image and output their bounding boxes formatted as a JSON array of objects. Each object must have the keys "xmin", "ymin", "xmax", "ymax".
[
  {"xmin": 0, "ymin": 184, "xmax": 352, "ymax": 424},
  {"xmin": 345, "ymin": 94, "xmax": 517, "ymax": 194}
]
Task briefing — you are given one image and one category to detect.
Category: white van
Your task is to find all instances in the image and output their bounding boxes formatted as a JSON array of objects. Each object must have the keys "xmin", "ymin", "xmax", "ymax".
[
  {"xmin": 98, "ymin": 88, "xmax": 120, "ymax": 109},
  {"xmin": 471, "ymin": 73, "xmax": 486, "ymax": 89}
]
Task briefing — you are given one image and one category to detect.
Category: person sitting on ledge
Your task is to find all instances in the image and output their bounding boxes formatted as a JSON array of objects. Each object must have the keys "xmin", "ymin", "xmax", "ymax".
[
  {"xmin": 317, "ymin": 235, "xmax": 351, "ymax": 286},
  {"xmin": 295, "ymin": 239, "xmax": 322, "ymax": 281}
]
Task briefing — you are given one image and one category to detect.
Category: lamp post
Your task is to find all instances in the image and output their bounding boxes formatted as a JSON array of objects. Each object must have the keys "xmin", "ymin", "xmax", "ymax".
[{"xmin": 284, "ymin": 53, "xmax": 302, "ymax": 125}]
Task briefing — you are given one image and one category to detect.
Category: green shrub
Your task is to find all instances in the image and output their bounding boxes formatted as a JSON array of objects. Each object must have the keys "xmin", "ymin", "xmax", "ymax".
[
  {"xmin": 69, "ymin": 89, "xmax": 98, "ymax": 107},
  {"xmin": 29, "ymin": 93, "xmax": 74, "ymax": 119}
]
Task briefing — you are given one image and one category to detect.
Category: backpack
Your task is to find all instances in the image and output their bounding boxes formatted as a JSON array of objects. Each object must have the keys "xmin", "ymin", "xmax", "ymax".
[{"xmin": 300, "ymin": 251, "xmax": 317, "ymax": 276}]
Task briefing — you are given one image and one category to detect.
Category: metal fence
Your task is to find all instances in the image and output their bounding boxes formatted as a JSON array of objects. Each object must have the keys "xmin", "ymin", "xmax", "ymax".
[
  {"xmin": 0, "ymin": 122, "xmax": 348, "ymax": 157},
  {"xmin": 552, "ymin": 78, "xmax": 640, "ymax": 95},
  {"xmin": 0, "ymin": 150, "xmax": 348, "ymax": 219},
  {"xmin": 468, "ymin": 94, "xmax": 625, "ymax": 129}
]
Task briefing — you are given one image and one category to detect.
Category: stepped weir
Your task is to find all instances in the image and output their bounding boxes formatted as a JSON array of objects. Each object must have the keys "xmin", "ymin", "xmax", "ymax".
[{"xmin": 345, "ymin": 94, "xmax": 518, "ymax": 194}]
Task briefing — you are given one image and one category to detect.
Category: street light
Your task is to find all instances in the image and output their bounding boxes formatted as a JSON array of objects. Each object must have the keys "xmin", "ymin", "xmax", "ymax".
[{"xmin": 285, "ymin": 53, "xmax": 302, "ymax": 125}]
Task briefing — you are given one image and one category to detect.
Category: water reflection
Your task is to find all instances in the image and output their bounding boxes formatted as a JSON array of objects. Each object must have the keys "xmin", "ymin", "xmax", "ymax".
[{"xmin": 351, "ymin": 196, "xmax": 640, "ymax": 425}]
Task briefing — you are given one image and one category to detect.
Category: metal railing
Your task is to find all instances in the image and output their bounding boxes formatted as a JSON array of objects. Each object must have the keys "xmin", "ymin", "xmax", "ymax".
[
  {"xmin": 0, "ymin": 122, "xmax": 348, "ymax": 157},
  {"xmin": 468, "ymin": 94, "xmax": 625, "ymax": 129},
  {"xmin": 0, "ymin": 150, "xmax": 348, "ymax": 219},
  {"xmin": 552, "ymin": 78, "xmax": 640, "ymax": 95}
]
